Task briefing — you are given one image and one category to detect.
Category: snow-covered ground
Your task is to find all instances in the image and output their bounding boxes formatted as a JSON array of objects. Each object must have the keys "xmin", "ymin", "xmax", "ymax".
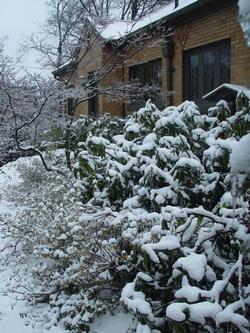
[
  {"xmin": 0, "ymin": 159, "xmax": 69, "ymax": 333},
  {"xmin": 0, "ymin": 158, "xmax": 132, "ymax": 333}
]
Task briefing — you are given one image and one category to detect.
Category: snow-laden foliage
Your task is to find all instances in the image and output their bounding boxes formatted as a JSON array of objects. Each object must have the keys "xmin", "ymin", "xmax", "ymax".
[
  {"xmin": 1, "ymin": 155, "xmax": 123, "ymax": 332},
  {"xmin": 1, "ymin": 92, "xmax": 249, "ymax": 333}
]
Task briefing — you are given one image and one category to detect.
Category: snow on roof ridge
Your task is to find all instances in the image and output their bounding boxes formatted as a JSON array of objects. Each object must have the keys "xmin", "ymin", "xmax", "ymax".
[{"xmin": 100, "ymin": 0, "xmax": 198, "ymax": 40}]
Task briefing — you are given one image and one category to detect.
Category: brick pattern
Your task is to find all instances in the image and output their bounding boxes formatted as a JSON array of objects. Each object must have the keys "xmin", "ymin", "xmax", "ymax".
[
  {"xmin": 65, "ymin": 2, "xmax": 250, "ymax": 117},
  {"xmin": 172, "ymin": 4, "xmax": 250, "ymax": 105}
]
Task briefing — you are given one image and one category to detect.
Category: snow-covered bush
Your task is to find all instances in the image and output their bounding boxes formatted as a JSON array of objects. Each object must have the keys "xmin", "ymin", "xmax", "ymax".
[
  {"xmin": 1, "ymin": 91, "xmax": 249, "ymax": 332},
  {"xmin": 1, "ymin": 155, "xmax": 125, "ymax": 332},
  {"xmin": 72, "ymin": 94, "xmax": 249, "ymax": 332}
]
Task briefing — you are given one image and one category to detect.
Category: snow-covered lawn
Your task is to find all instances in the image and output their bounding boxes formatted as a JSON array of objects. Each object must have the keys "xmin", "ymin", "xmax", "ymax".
[{"xmin": 0, "ymin": 158, "xmax": 132, "ymax": 333}]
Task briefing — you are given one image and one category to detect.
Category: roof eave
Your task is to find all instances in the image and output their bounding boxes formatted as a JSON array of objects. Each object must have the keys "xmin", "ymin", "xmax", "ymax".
[
  {"xmin": 52, "ymin": 60, "xmax": 77, "ymax": 79},
  {"xmin": 106, "ymin": 0, "xmax": 236, "ymax": 45}
]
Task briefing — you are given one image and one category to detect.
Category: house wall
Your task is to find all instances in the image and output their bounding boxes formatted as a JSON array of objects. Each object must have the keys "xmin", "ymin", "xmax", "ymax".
[
  {"xmin": 100, "ymin": 37, "xmax": 165, "ymax": 116},
  {"xmin": 122, "ymin": 1, "xmax": 250, "ymax": 111},
  {"xmin": 101, "ymin": 49, "xmax": 125, "ymax": 117},
  {"xmin": 73, "ymin": 37, "xmax": 126, "ymax": 118},
  {"xmin": 171, "ymin": 2, "xmax": 250, "ymax": 105},
  {"xmin": 74, "ymin": 37, "xmax": 103, "ymax": 118},
  {"xmin": 58, "ymin": 1, "xmax": 249, "ymax": 118},
  {"xmin": 123, "ymin": 36, "xmax": 164, "ymax": 114}
]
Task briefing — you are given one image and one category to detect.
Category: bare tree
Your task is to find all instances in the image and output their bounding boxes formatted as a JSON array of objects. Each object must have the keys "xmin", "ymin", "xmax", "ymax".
[
  {"xmin": 25, "ymin": 0, "xmax": 172, "ymax": 69},
  {"xmin": 20, "ymin": 0, "xmax": 173, "ymax": 169},
  {"xmin": 0, "ymin": 40, "xmax": 65, "ymax": 168}
]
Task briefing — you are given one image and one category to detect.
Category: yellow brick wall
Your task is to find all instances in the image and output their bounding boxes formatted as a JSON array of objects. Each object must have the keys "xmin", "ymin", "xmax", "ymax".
[
  {"xmin": 172, "ymin": 3, "xmax": 250, "ymax": 105},
  {"xmin": 64, "ymin": 2, "xmax": 250, "ymax": 118},
  {"xmin": 74, "ymin": 36, "xmax": 127, "ymax": 118},
  {"xmin": 123, "ymin": 37, "xmax": 164, "ymax": 114},
  {"xmin": 74, "ymin": 35, "xmax": 103, "ymax": 118}
]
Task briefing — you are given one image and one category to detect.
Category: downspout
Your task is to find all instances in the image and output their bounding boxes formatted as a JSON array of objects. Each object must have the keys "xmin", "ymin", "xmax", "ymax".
[
  {"xmin": 166, "ymin": 54, "xmax": 174, "ymax": 106},
  {"xmin": 162, "ymin": 38, "xmax": 175, "ymax": 106},
  {"xmin": 122, "ymin": 63, "xmax": 126, "ymax": 118},
  {"xmin": 171, "ymin": 0, "xmax": 178, "ymax": 105}
]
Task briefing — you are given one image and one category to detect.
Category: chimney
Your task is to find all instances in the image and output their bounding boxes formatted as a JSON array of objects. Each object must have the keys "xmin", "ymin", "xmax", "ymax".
[{"xmin": 174, "ymin": 0, "xmax": 179, "ymax": 8}]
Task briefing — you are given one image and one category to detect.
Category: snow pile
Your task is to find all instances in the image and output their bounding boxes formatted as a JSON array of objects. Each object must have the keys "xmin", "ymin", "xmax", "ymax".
[{"xmin": 230, "ymin": 133, "xmax": 250, "ymax": 174}]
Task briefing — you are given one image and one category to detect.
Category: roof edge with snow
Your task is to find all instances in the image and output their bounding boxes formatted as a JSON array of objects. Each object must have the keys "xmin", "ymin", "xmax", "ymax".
[
  {"xmin": 202, "ymin": 83, "xmax": 250, "ymax": 102},
  {"xmin": 97, "ymin": 0, "xmax": 234, "ymax": 42}
]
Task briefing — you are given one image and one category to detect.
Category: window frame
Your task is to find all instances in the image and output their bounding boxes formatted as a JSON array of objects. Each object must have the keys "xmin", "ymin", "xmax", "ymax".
[
  {"xmin": 67, "ymin": 97, "xmax": 75, "ymax": 116},
  {"xmin": 129, "ymin": 58, "xmax": 162, "ymax": 87},
  {"xmin": 128, "ymin": 58, "xmax": 162, "ymax": 110},
  {"xmin": 88, "ymin": 70, "xmax": 99, "ymax": 118},
  {"xmin": 183, "ymin": 39, "xmax": 231, "ymax": 104}
]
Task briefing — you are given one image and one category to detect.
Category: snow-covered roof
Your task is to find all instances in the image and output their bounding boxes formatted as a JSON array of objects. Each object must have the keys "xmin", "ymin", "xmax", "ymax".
[
  {"xmin": 202, "ymin": 83, "xmax": 250, "ymax": 102},
  {"xmin": 52, "ymin": 59, "xmax": 77, "ymax": 77},
  {"xmin": 97, "ymin": 0, "xmax": 198, "ymax": 41}
]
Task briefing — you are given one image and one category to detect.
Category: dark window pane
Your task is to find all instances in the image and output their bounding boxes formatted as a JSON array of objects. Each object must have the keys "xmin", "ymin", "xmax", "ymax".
[
  {"xmin": 88, "ymin": 71, "xmax": 99, "ymax": 118},
  {"xmin": 129, "ymin": 59, "xmax": 162, "ymax": 86},
  {"xmin": 219, "ymin": 45, "xmax": 230, "ymax": 83},
  {"xmin": 152, "ymin": 60, "xmax": 162, "ymax": 86},
  {"xmin": 129, "ymin": 59, "xmax": 162, "ymax": 108},
  {"xmin": 184, "ymin": 40, "xmax": 230, "ymax": 109},
  {"xmin": 136, "ymin": 65, "xmax": 145, "ymax": 83},
  {"xmin": 67, "ymin": 98, "xmax": 74, "ymax": 116},
  {"xmin": 144, "ymin": 63, "xmax": 151, "ymax": 85},
  {"xmin": 189, "ymin": 54, "xmax": 199, "ymax": 100},
  {"xmin": 129, "ymin": 67, "xmax": 135, "ymax": 81},
  {"xmin": 129, "ymin": 65, "xmax": 139, "ymax": 82},
  {"xmin": 203, "ymin": 50, "xmax": 215, "ymax": 94}
]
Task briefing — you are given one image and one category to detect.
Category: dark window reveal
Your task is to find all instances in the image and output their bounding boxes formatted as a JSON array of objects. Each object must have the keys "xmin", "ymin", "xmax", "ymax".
[
  {"xmin": 67, "ymin": 98, "xmax": 75, "ymax": 116},
  {"xmin": 129, "ymin": 58, "xmax": 162, "ymax": 109},
  {"xmin": 88, "ymin": 71, "xmax": 99, "ymax": 118},
  {"xmin": 184, "ymin": 40, "xmax": 230, "ymax": 108}
]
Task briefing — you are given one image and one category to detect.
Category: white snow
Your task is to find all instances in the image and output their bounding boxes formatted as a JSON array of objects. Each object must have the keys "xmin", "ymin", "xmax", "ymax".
[
  {"xmin": 142, "ymin": 235, "xmax": 180, "ymax": 264},
  {"xmin": 89, "ymin": 312, "xmax": 132, "ymax": 333},
  {"xmin": 175, "ymin": 157, "xmax": 204, "ymax": 171},
  {"xmin": 173, "ymin": 253, "xmax": 207, "ymax": 282},
  {"xmin": 238, "ymin": 0, "xmax": 250, "ymax": 47},
  {"xmin": 175, "ymin": 285, "xmax": 202, "ymax": 302},
  {"xmin": 230, "ymin": 133, "xmax": 250, "ymax": 174},
  {"xmin": 202, "ymin": 83, "xmax": 249, "ymax": 100},
  {"xmin": 166, "ymin": 301, "xmax": 222, "ymax": 325},
  {"xmin": 136, "ymin": 323, "xmax": 151, "ymax": 333},
  {"xmin": 216, "ymin": 301, "xmax": 250, "ymax": 330},
  {"xmin": 98, "ymin": 0, "xmax": 198, "ymax": 40},
  {"xmin": 0, "ymin": 160, "xmax": 70, "ymax": 333},
  {"xmin": 121, "ymin": 281, "xmax": 154, "ymax": 322},
  {"xmin": 0, "ymin": 159, "xmax": 131, "ymax": 333},
  {"xmin": 188, "ymin": 302, "xmax": 222, "ymax": 325}
]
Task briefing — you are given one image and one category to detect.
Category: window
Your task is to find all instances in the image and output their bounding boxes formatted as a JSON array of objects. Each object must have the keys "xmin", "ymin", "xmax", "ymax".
[
  {"xmin": 184, "ymin": 40, "xmax": 230, "ymax": 105},
  {"xmin": 129, "ymin": 59, "xmax": 162, "ymax": 109},
  {"xmin": 129, "ymin": 58, "xmax": 162, "ymax": 88},
  {"xmin": 67, "ymin": 98, "xmax": 75, "ymax": 116},
  {"xmin": 88, "ymin": 71, "xmax": 99, "ymax": 118}
]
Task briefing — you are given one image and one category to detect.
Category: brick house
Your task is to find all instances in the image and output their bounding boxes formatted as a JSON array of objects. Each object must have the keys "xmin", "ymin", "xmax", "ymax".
[{"xmin": 53, "ymin": 0, "xmax": 250, "ymax": 117}]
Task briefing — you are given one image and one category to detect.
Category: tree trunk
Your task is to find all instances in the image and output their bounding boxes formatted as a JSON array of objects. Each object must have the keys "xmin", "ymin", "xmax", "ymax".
[{"xmin": 131, "ymin": 0, "xmax": 138, "ymax": 20}]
